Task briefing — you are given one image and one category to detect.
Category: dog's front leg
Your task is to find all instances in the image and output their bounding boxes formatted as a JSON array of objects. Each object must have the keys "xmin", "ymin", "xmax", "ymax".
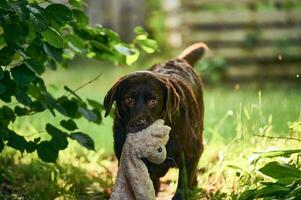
[{"xmin": 172, "ymin": 156, "xmax": 200, "ymax": 200}]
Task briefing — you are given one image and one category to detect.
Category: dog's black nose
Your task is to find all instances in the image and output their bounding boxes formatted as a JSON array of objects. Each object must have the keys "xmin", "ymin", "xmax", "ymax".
[
  {"xmin": 136, "ymin": 119, "xmax": 147, "ymax": 128},
  {"xmin": 128, "ymin": 118, "xmax": 148, "ymax": 132}
]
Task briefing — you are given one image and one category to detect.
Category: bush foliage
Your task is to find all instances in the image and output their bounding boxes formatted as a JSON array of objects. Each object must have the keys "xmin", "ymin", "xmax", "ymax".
[{"xmin": 0, "ymin": 0, "xmax": 158, "ymax": 162}]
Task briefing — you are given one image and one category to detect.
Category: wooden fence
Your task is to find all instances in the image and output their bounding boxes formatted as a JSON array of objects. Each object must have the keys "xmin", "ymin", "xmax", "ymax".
[
  {"xmin": 86, "ymin": 0, "xmax": 146, "ymax": 42},
  {"xmin": 166, "ymin": 0, "xmax": 301, "ymax": 82}
]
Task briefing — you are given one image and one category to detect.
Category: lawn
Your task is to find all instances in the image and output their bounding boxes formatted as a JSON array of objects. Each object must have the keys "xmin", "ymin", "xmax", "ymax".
[{"xmin": 1, "ymin": 61, "xmax": 300, "ymax": 199}]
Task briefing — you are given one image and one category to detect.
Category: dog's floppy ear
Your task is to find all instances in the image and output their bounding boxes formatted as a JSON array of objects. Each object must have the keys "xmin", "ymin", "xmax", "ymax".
[
  {"xmin": 178, "ymin": 42, "xmax": 208, "ymax": 66},
  {"xmin": 103, "ymin": 78, "xmax": 124, "ymax": 117},
  {"xmin": 164, "ymin": 79, "xmax": 180, "ymax": 123}
]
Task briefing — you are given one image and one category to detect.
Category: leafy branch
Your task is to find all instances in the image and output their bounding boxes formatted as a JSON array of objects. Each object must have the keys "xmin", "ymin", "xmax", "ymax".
[{"xmin": 0, "ymin": 0, "xmax": 158, "ymax": 162}]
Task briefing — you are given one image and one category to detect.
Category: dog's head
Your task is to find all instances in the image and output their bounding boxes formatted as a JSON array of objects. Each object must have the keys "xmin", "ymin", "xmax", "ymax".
[{"xmin": 103, "ymin": 71, "xmax": 179, "ymax": 133}]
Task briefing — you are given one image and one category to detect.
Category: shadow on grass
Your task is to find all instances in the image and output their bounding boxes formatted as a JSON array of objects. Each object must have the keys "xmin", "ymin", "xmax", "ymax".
[{"xmin": 0, "ymin": 151, "xmax": 112, "ymax": 200}]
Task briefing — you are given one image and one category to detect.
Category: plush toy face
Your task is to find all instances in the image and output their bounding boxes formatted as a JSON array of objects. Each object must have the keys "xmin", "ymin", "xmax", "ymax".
[
  {"xmin": 127, "ymin": 119, "xmax": 171, "ymax": 164},
  {"xmin": 145, "ymin": 145, "xmax": 167, "ymax": 165}
]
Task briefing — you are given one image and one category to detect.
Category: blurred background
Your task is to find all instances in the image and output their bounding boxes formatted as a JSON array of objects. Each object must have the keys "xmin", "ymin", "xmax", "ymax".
[
  {"xmin": 85, "ymin": 0, "xmax": 301, "ymax": 83},
  {"xmin": 40, "ymin": 0, "xmax": 301, "ymax": 155}
]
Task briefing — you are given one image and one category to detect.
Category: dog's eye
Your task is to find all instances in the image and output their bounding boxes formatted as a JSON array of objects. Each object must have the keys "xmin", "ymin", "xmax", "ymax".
[
  {"xmin": 147, "ymin": 99, "xmax": 158, "ymax": 107},
  {"xmin": 157, "ymin": 147, "xmax": 162, "ymax": 152},
  {"xmin": 124, "ymin": 97, "xmax": 134, "ymax": 107}
]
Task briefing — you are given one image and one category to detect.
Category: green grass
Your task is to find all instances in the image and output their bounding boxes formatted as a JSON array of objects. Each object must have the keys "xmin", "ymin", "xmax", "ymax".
[{"xmin": 1, "ymin": 61, "xmax": 301, "ymax": 199}]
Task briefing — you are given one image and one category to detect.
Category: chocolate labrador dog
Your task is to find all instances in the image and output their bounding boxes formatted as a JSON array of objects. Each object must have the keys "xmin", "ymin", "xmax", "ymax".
[{"xmin": 104, "ymin": 43, "xmax": 207, "ymax": 200}]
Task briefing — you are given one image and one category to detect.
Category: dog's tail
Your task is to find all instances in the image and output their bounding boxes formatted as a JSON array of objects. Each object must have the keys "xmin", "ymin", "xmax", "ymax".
[{"xmin": 178, "ymin": 42, "xmax": 208, "ymax": 67}]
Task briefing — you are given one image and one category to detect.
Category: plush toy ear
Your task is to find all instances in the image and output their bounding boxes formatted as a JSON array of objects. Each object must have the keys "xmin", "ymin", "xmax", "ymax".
[{"xmin": 103, "ymin": 78, "xmax": 125, "ymax": 117}]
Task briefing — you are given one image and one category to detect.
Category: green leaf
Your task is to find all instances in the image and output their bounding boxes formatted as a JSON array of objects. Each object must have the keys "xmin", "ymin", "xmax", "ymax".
[
  {"xmin": 46, "ymin": 3, "xmax": 72, "ymax": 23},
  {"xmin": 60, "ymin": 119, "xmax": 78, "ymax": 131},
  {"xmin": 26, "ymin": 141, "xmax": 37, "ymax": 153},
  {"xmin": 114, "ymin": 44, "xmax": 135, "ymax": 56},
  {"xmin": 78, "ymin": 107, "xmax": 98, "ymax": 122},
  {"xmin": 0, "ymin": 47, "xmax": 14, "ymax": 65},
  {"xmin": 87, "ymin": 99, "xmax": 104, "ymax": 111},
  {"xmin": 134, "ymin": 26, "xmax": 149, "ymax": 36},
  {"xmin": 0, "ymin": 0, "xmax": 8, "ymax": 9},
  {"xmin": 37, "ymin": 141, "xmax": 58, "ymax": 163},
  {"xmin": 87, "ymin": 99, "xmax": 103, "ymax": 123},
  {"xmin": 14, "ymin": 106, "xmax": 29, "ymax": 116},
  {"xmin": 70, "ymin": 132, "xmax": 95, "ymax": 151},
  {"xmin": 42, "ymin": 27, "xmax": 64, "ymax": 48},
  {"xmin": 7, "ymin": 130, "xmax": 27, "ymax": 152},
  {"xmin": 126, "ymin": 47, "xmax": 139, "ymax": 65},
  {"xmin": 15, "ymin": 88, "xmax": 32, "ymax": 106},
  {"xmin": 63, "ymin": 85, "xmax": 81, "ymax": 100},
  {"xmin": 42, "ymin": 94, "xmax": 66, "ymax": 115},
  {"xmin": 43, "ymin": 43, "xmax": 63, "ymax": 62},
  {"xmin": 29, "ymin": 6, "xmax": 48, "ymax": 32},
  {"xmin": 45, "ymin": 58, "xmax": 57, "ymax": 70},
  {"xmin": 0, "ymin": 71, "xmax": 17, "ymax": 102},
  {"xmin": 237, "ymin": 189, "xmax": 256, "ymax": 200},
  {"xmin": 65, "ymin": 34, "xmax": 85, "ymax": 53},
  {"xmin": 69, "ymin": 0, "xmax": 86, "ymax": 8},
  {"xmin": 59, "ymin": 97, "xmax": 78, "ymax": 117},
  {"xmin": 0, "ymin": 139, "xmax": 4, "ymax": 153},
  {"xmin": 13, "ymin": 3, "xmax": 30, "ymax": 21},
  {"xmin": 0, "ymin": 83, "xmax": 6, "ymax": 95},
  {"xmin": 289, "ymin": 185, "xmax": 301, "ymax": 197},
  {"xmin": 90, "ymin": 40, "xmax": 114, "ymax": 54},
  {"xmin": 30, "ymin": 100, "xmax": 45, "ymax": 112},
  {"xmin": 3, "ymin": 22, "xmax": 25, "ymax": 45},
  {"xmin": 11, "ymin": 65, "xmax": 36, "ymax": 87},
  {"xmin": 45, "ymin": 123, "xmax": 68, "ymax": 150},
  {"xmin": 0, "ymin": 67, "xmax": 4, "ymax": 80},
  {"xmin": 45, "ymin": 123, "xmax": 65, "ymax": 137},
  {"xmin": 0, "ymin": 106, "xmax": 15, "ymax": 126},
  {"xmin": 25, "ymin": 59, "xmax": 45, "ymax": 75},
  {"xmin": 259, "ymin": 161, "xmax": 301, "ymax": 179},
  {"xmin": 72, "ymin": 9, "xmax": 88, "ymax": 27},
  {"xmin": 254, "ymin": 184, "xmax": 290, "ymax": 198},
  {"xmin": 136, "ymin": 38, "xmax": 158, "ymax": 53},
  {"xmin": 276, "ymin": 177, "xmax": 298, "ymax": 186},
  {"xmin": 51, "ymin": 136, "xmax": 68, "ymax": 150}
]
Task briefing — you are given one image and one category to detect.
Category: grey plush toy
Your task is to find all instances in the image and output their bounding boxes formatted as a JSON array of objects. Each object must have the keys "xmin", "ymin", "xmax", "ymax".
[{"xmin": 110, "ymin": 119, "xmax": 171, "ymax": 200}]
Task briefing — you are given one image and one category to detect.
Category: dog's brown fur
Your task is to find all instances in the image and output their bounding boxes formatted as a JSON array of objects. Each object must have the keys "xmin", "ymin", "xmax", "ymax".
[{"xmin": 104, "ymin": 43, "xmax": 207, "ymax": 200}]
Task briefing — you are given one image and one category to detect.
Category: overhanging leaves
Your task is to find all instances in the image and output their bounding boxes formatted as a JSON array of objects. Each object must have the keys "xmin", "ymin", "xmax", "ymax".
[
  {"xmin": 72, "ymin": 9, "xmax": 88, "ymax": 27},
  {"xmin": 7, "ymin": 130, "xmax": 27, "ymax": 153},
  {"xmin": 46, "ymin": 4, "xmax": 72, "ymax": 23},
  {"xmin": 28, "ymin": 6, "xmax": 48, "ymax": 32},
  {"xmin": 0, "ymin": 0, "xmax": 157, "ymax": 163},
  {"xmin": 41, "ymin": 27, "xmax": 64, "ymax": 48},
  {"xmin": 43, "ymin": 43, "xmax": 63, "ymax": 62},
  {"xmin": 11, "ymin": 65, "xmax": 36, "ymax": 87},
  {"xmin": 37, "ymin": 141, "xmax": 58, "ymax": 163},
  {"xmin": 25, "ymin": 59, "xmax": 45, "ymax": 75},
  {"xmin": 59, "ymin": 97, "xmax": 78, "ymax": 117},
  {"xmin": 46, "ymin": 123, "xmax": 68, "ymax": 150},
  {"xmin": 60, "ymin": 119, "xmax": 78, "ymax": 131},
  {"xmin": 70, "ymin": 132, "xmax": 95, "ymax": 151},
  {"xmin": 0, "ymin": 106, "xmax": 16, "ymax": 127},
  {"xmin": 78, "ymin": 107, "xmax": 98, "ymax": 122}
]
